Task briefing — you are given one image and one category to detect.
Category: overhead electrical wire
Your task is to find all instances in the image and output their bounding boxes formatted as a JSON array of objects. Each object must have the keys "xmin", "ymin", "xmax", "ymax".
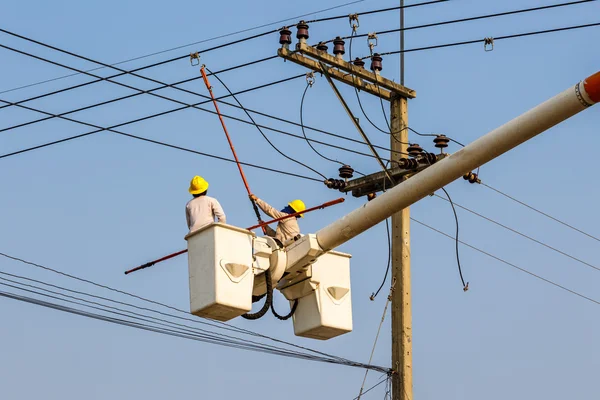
[
  {"xmin": 0, "ymin": 32, "xmax": 324, "ymax": 179},
  {"xmin": 0, "ymin": 42, "xmax": 409, "ymax": 161},
  {"xmin": 0, "ymin": 98, "xmax": 325, "ymax": 182},
  {"xmin": 375, "ymin": 21, "xmax": 600, "ymax": 57},
  {"xmin": 0, "ymin": 54, "xmax": 279, "ymax": 126},
  {"xmin": 0, "ymin": 284, "xmax": 388, "ymax": 371},
  {"xmin": 440, "ymin": 188, "xmax": 469, "ymax": 291},
  {"xmin": 370, "ymin": 219, "xmax": 392, "ymax": 301},
  {"xmin": 300, "ymin": 80, "xmax": 353, "ymax": 167},
  {"xmin": 324, "ymin": 0, "xmax": 596, "ymax": 43},
  {"xmin": 0, "ymin": 0, "xmax": 368, "ymax": 96},
  {"xmin": 306, "ymin": 0, "xmax": 448, "ymax": 24},
  {"xmin": 357, "ymin": 281, "xmax": 395, "ymax": 399},
  {"xmin": 204, "ymin": 66, "xmax": 327, "ymax": 179},
  {"xmin": 0, "ymin": 0, "xmax": 445, "ymax": 106},
  {"xmin": 351, "ymin": 376, "xmax": 391, "ymax": 400},
  {"xmin": 411, "ymin": 219, "xmax": 600, "ymax": 306},
  {"xmin": 432, "ymin": 194, "xmax": 600, "ymax": 273},
  {"xmin": 0, "ymin": 88, "xmax": 396, "ymax": 168},
  {"xmin": 481, "ymin": 183, "xmax": 600, "ymax": 243},
  {"xmin": 0, "ymin": 251, "xmax": 368, "ymax": 365}
]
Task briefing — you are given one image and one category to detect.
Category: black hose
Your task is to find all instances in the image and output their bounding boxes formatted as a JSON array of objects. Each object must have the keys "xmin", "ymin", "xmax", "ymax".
[
  {"xmin": 241, "ymin": 269, "xmax": 273, "ymax": 320},
  {"xmin": 271, "ymin": 298, "xmax": 299, "ymax": 321}
]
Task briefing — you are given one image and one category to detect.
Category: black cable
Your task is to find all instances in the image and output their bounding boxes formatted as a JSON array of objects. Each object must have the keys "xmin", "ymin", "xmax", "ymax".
[
  {"xmin": 0, "ymin": 91, "xmax": 395, "ymax": 171},
  {"xmin": 0, "ymin": 273, "xmax": 305, "ymax": 356},
  {"xmin": 242, "ymin": 269, "xmax": 273, "ymax": 320},
  {"xmin": 0, "ymin": 0, "xmax": 367, "ymax": 96},
  {"xmin": 482, "ymin": 183, "xmax": 600, "ymax": 243},
  {"xmin": 326, "ymin": 0, "xmax": 596, "ymax": 43},
  {"xmin": 376, "ymin": 21, "xmax": 600, "ymax": 56},
  {"xmin": 0, "ymin": 55, "xmax": 278, "ymax": 127},
  {"xmin": 271, "ymin": 297, "xmax": 299, "ymax": 321},
  {"xmin": 0, "ymin": 251, "xmax": 362, "ymax": 363},
  {"xmin": 370, "ymin": 218, "xmax": 392, "ymax": 301},
  {"xmin": 305, "ymin": 0, "xmax": 447, "ymax": 24},
  {"xmin": 432, "ymin": 194, "xmax": 600, "ymax": 272},
  {"xmin": 412, "ymin": 218, "xmax": 600, "ymax": 306},
  {"xmin": 440, "ymin": 187, "xmax": 469, "ymax": 291},
  {"xmin": 0, "ymin": 40, "xmax": 410, "ymax": 158},
  {"xmin": 300, "ymin": 82, "xmax": 346, "ymax": 166},
  {"xmin": 0, "ymin": 285, "xmax": 389, "ymax": 370},
  {"xmin": 205, "ymin": 66, "xmax": 327, "ymax": 179}
]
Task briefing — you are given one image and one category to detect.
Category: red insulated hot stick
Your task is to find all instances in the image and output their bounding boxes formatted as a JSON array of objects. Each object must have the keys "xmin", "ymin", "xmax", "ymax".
[
  {"xmin": 199, "ymin": 65, "xmax": 266, "ymax": 234},
  {"xmin": 124, "ymin": 249, "xmax": 188, "ymax": 275},
  {"xmin": 246, "ymin": 197, "xmax": 345, "ymax": 230},
  {"xmin": 123, "ymin": 198, "xmax": 345, "ymax": 275}
]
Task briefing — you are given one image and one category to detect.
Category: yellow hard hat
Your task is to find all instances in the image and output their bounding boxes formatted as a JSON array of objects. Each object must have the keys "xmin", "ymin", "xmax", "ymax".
[
  {"xmin": 288, "ymin": 199, "xmax": 306, "ymax": 218},
  {"xmin": 189, "ymin": 175, "xmax": 209, "ymax": 195}
]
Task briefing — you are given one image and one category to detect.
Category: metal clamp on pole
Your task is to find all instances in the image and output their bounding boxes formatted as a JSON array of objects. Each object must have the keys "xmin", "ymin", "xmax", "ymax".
[
  {"xmin": 190, "ymin": 52, "xmax": 200, "ymax": 66},
  {"xmin": 484, "ymin": 37, "xmax": 494, "ymax": 52}
]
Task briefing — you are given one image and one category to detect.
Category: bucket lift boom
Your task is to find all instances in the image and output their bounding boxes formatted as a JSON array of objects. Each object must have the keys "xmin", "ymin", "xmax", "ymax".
[{"xmin": 187, "ymin": 71, "xmax": 600, "ymax": 340}]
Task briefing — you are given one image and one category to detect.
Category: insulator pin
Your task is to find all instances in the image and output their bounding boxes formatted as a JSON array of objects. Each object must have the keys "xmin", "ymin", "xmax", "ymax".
[
  {"xmin": 279, "ymin": 29, "xmax": 292, "ymax": 46},
  {"xmin": 367, "ymin": 193, "xmax": 377, "ymax": 201},
  {"xmin": 397, "ymin": 158, "xmax": 419, "ymax": 170},
  {"xmin": 333, "ymin": 37, "xmax": 346, "ymax": 58},
  {"xmin": 407, "ymin": 143, "xmax": 423, "ymax": 158},
  {"xmin": 325, "ymin": 178, "xmax": 347, "ymax": 190},
  {"xmin": 433, "ymin": 134, "xmax": 450, "ymax": 149},
  {"xmin": 463, "ymin": 172, "xmax": 481, "ymax": 184},
  {"xmin": 316, "ymin": 42, "xmax": 328, "ymax": 52},
  {"xmin": 338, "ymin": 165, "xmax": 354, "ymax": 180},
  {"xmin": 370, "ymin": 53, "xmax": 383, "ymax": 72},
  {"xmin": 353, "ymin": 58, "xmax": 365, "ymax": 68}
]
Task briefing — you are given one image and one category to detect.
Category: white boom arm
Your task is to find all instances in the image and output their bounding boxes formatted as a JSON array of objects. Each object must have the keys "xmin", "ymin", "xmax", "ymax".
[{"xmin": 312, "ymin": 71, "xmax": 600, "ymax": 252}]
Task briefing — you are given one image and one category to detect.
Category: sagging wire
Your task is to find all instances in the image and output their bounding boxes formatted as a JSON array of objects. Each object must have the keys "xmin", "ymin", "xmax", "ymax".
[
  {"xmin": 370, "ymin": 164, "xmax": 392, "ymax": 301},
  {"xmin": 204, "ymin": 66, "xmax": 327, "ymax": 180},
  {"xmin": 440, "ymin": 187, "xmax": 469, "ymax": 291},
  {"xmin": 300, "ymin": 74, "xmax": 348, "ymax": 167},
  {"xmin": 370, "ymin": 219, "xmax": 391, "ymax": 300}
]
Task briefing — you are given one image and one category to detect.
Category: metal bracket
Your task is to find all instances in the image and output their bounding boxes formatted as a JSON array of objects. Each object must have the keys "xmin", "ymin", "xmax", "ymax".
[
  {"xmin": 306, "ymin": 71, "xmax": 315, "ymax": 87},
  {"xmin": 190, "ymin": 52, "xmax": 200, "ymax": 66},
  {"xmin": 367, "ymin": 32, "xmax": 378, "ymax": 54},
  {"xmin": 349, "ymin": 13, "xmax": 359, "ymax": 32},
  {"xmin": 484, "ymin": 37, "xmax": 494, "ymax": 52}
]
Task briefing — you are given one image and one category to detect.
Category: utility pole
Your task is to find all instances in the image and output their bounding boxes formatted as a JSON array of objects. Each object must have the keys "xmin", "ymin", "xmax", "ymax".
[
  {"xmin": 277, "ymin": 21, "xmax": 422, "ymax": 400},
  {"xmin": 391, "ymin": 1, "xmax": 413, "ymax": 399}
]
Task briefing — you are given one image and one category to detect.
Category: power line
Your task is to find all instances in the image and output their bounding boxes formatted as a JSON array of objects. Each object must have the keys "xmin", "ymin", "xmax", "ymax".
[
  {"xmin": 440, "ymin": 188, "xmax": 468, "ymax": 291},
  {"xmin": 411, "ymin": 219, "xmax": 600, "ymax": 306},
  {"xmin": 376, "ymin": 21, "xmax": 600, "ymax": 56},
  {"xmin": 0, "ymin": 83, "xmax": 395, "ymax": 167},
  {"xmin": 0, "ymin": 43, "xmax": 407, "ymax": 161},
  {"xmin": 0, "ymin": 285, "xmax": 388, "ymax": 371},
  {"xmin": 481, "ymin": 183, "xmax": 600, "ymax": 243},
  {"xmin": 0, "ymin": 270, "xmax": 356, "ymax": 364},
  {"xmin": 0, "ymin": 251, "xmax": 366, "ymax": 363},
  {"xmin": 204, "ymin": 66, "xmax": 327, "ymax": 179},
  {"xmin": 0, "ymin": 0, "xmax": 445, "ymax": 108},
  {"xmin": 433, "ymin": 194, "xmax": 600, "ymax": 273},
  {"xmin": 326, "ymin": 0, "xmax": 596, "ymax": 43},
  {"xmin": 0, "ymin": 0, "xmax": 368, "ymax": 96},
  {"xmin": 307, "ymin": 0, "xmax": 448, "ymax": 24},
  {"xmin": 0, "ymin": 98, "xmax": 324, "ymax": 182},
  {"xmin": 299, "ymin": 80, "xmax": 349, "ymax": 167}
]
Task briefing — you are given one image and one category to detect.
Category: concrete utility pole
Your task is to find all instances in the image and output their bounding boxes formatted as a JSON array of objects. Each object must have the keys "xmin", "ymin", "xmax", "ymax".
[
  {"xmin": 391, "ymin": 2, "xmax": 412, "ymax": 399},
  {"xmin": 278, "ymin": 20, "xmax": 419, "ymax": 399}
]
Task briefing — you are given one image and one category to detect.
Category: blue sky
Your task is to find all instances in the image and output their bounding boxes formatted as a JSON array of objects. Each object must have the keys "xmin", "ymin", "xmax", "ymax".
[{"xmin": 1, "ymin": 0, "xmax": 599, "ymax": 399}]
